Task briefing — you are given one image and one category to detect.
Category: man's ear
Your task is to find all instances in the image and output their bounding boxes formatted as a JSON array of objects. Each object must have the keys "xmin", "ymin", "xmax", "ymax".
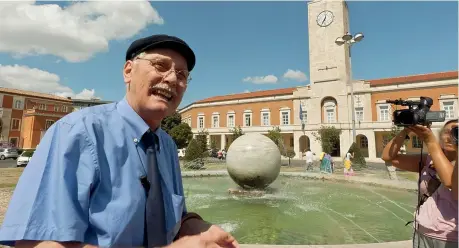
[{"xmin": 123, "ymin": 61, "xmax": 133, "ymax": 84}]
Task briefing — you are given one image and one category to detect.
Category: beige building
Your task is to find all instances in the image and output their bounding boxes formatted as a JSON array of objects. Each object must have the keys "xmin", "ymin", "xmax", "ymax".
[
  {"xmin": 179, "ymin": 0, "xmax": 458, "ymax": 162},
  {"xmin": 72, "ymin": 98, "xmax": 113, "ymax": 112}
]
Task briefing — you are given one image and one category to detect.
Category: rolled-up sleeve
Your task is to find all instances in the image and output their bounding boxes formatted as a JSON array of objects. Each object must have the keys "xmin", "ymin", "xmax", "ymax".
[{"xmin": 0, "ymin": 120, "xmax": 98, "ymax": 246}]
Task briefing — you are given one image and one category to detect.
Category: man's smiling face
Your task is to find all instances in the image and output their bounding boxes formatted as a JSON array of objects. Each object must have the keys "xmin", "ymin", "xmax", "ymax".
[{"xmin": 123, "ymin": 48, "xmax": 189, "ymax": 126}]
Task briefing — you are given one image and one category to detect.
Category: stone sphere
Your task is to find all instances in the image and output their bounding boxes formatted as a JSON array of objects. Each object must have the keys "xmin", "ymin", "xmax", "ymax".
[{"xmin": 226, "ymin": 133, "xmax": 281, "ymax": 189}]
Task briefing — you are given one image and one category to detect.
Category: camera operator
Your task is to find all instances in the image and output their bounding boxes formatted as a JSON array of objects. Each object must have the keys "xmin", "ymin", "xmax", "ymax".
[{"xmin": 382, "ymin": 119, "xmax": 458, "ymax": 248}]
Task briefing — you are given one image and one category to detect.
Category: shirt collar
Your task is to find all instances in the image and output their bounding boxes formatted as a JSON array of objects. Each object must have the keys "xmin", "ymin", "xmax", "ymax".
[{"xmin": 116, "ymin": 97, "xmax": 163, "ymax": 148}]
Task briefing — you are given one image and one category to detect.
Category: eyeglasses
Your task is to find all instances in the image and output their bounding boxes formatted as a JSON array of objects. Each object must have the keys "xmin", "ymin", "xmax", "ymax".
[{"xmin": 135, "ymin": 58, "xmax": 191, "ymax": 85}]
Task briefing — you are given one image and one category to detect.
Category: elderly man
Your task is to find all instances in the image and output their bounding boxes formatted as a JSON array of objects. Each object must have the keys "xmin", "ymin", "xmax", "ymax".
[{"xmin": 0, "ymin": 34, "xmax": 239, "ymax": 248}]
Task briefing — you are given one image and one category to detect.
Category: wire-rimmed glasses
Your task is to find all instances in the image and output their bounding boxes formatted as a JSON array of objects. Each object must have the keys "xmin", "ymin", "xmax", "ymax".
[{"xmin": 136, "ymin": 58, "xmax": 192, "ymax": 85}]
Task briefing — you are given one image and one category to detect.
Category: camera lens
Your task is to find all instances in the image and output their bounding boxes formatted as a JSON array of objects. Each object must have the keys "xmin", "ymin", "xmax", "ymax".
[
  {"xmin": 452, "ymin": 126, "xmax": 458, "ymax": 139},
  {"xmin": 451, "ymin": 126, "xmax": 458, "ymax": 145}
]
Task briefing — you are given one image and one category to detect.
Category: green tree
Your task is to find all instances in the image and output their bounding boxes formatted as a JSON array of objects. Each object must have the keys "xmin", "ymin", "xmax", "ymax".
[
  {"xmin": 183, "ymin": 139, "xmax": 205, "ymax": 170},
  {"xmin": 230, "ymin": 126, "xmax": 244, "ymax": 140},
  {"xmin": 195, "ymin": 129, "xmax": 209, "ymax": 155},
  {"xmin": 348, "ymin": 142, "xmax": 367, "ymax": 170},
  {"xmin": 161, "ymin": 112, "xmax": 182, "ymax": 134},
  {"xmin": 267, "ymin": 126, "xmax": 283, "ymax": 147},
  {"xmin": 312, "ymin": 126, "xmax": 342, "ymax": 154},
  {"xmin": 282, "ymin": 148, "xmax": 296, "ymax": 166},
  {"xmin": 210, "ymin": 139, "xmax": 217, "ymax": 151},
  {"xmin": 226, "ymin": 126, "xmax": 244, "ymax": 150},
  {"xmin": 169, "ymin": 123, "xmax": 193, "ymax": 149}
]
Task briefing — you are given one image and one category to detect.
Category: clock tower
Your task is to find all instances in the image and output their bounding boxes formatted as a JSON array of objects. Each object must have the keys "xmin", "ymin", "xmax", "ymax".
[{"xmin": 307, "ymin": 0, "xmax": 351, "ymax": 84}]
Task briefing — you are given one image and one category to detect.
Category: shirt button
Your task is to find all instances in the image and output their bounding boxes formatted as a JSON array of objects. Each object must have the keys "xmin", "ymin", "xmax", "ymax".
[{"xmin": 134, "ymin": 138, "xmax": 139, "ymax": 143}]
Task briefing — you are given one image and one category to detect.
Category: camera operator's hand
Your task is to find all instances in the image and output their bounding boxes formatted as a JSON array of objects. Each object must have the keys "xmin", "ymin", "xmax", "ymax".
[{"xmin": 406, "ymin": 125, "xmax": 436, "ymax": 144}]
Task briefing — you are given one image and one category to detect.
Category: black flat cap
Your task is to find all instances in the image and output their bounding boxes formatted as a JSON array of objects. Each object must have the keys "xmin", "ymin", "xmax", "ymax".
[{"xmin": 126, "ymin": 34, "xmax": 196, "ymax": 71}]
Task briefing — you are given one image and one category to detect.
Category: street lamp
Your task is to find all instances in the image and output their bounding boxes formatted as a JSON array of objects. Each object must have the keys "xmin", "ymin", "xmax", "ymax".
[{"xmin": 335, "ymin": 32, "xmax": 364, "ymax": 143}]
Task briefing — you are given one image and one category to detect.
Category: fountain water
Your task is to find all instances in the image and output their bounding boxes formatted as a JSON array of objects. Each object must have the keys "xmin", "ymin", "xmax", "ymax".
[
  {"xmin": 183, "ymin": 176, "xmax": 416, "ymax": 245},
  {"xmin": 182, "ymin": 133, "xmax": 416, "ymax": 246}
]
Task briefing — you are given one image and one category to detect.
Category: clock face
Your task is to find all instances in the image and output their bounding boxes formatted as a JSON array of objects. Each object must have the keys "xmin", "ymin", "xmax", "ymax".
[{"xmin": 316, "ymin": 10, "xmax": 334, "ymax": 27}]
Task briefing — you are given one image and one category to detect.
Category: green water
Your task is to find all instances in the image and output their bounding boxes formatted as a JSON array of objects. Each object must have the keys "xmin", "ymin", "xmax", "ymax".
[{"xmin": 183, "ymin": 176, "xmax": 417, "ymax": 245}]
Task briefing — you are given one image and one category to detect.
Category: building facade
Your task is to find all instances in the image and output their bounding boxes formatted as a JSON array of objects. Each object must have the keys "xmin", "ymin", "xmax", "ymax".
[
  {"xmin": 72, "ymin": 98, "xmax": 113, "ymax": 111},
  {"xmin": 179, "ymin": 0, "xmax": 458, "ymax": 162},
  {"xmin": 0, "ymin": 88, "xmax": 74, "ymax": 148}
]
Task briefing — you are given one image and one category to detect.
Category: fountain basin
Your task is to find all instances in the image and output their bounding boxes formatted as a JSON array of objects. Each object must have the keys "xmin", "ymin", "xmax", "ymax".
[{"xmin": 182, "ymin": 172, "xmax": 416, "ymax": 246}]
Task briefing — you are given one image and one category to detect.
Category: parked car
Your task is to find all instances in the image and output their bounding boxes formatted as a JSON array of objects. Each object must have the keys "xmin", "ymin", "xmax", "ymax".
[
  {"xmin": 16, "ymin": 150, "xmax": 35, "ymax": 167},
  {"xmin": 0, "ymin": 148, "xmax": 19, "ymax": 160}
]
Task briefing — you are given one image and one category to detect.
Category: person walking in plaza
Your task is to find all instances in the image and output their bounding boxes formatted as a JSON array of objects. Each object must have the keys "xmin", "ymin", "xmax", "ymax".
[
  {"xmin": 344, "ymin": 149, "xmax": 354, "ymax": 176},
  {"xmin": 382, "ymin": 120, "xmax": 458, "ymax": 248},
  {"xmin": 320, "ymin": 153, "xmax": 333, "ymax": 174},
  {"xmin": 0, "ymin": 34, "xmax": 239, "ymax": 248},
  {"xmin": 304, "ymin": 149, "xmax": 315, "ymax": 171}
]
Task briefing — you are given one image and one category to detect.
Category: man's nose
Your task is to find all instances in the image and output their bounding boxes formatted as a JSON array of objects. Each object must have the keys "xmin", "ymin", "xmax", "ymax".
[{"xmin": 163, "ymin": 70, "xmax": 178, "ymax": 87}]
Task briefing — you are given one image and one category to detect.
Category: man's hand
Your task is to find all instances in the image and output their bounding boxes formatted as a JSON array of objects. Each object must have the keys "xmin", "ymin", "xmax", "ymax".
[
  {"xmin": 165, "ymin": 225, "xmax": 239, "ymax": 248},
  {"xmin": 201, "ymin": 225, "xmax": 239, "ymax": 248}
]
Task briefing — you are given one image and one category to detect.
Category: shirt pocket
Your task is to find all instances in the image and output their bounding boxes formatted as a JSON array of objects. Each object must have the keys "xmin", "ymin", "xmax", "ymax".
[
  {"xmin": 166, "ymin": 193, "xmax": 185, "ymax": 243},
  {"xmin": 171, "ymin": 193, "xmax": 184, "ymax": 221}
]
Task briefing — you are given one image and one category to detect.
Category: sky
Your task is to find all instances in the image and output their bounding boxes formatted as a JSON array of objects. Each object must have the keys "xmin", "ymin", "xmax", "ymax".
[{"xmin": 0, "ymin": 1, "xmax": 457, "ymax": 109}]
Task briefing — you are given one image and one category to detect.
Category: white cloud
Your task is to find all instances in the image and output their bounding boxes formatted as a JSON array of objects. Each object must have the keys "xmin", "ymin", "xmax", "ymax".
[
  {"xmin": 242, "ymin": 75, "xmax": 278, "ymax": 84},
  {"xmin": 283, "ymin": 69, "xmax": 308, "ymax": 82},
  {"xmin": 0, "ymin": 1, "xmax": 164, "ymax": 62},
  {"xmin": 0, "ymin": 64, "xmax": 98, "ymax": 100}
]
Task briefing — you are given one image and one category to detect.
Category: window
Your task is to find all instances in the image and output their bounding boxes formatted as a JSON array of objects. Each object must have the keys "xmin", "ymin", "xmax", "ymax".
[
  {"xmin": 412, "ymin": 136, "xmax": 423, "ymax": 148},
  {"xmin": 212, "ymin": 115, "xmax": 219, "ymax": 128},
  {"xmin": 355, "ymin": 107, "xmax": 363, "ymax": 122},
  {"xmin": 54, "ymin": 106, "xmax": 60, "ymax": 112},
  {"xmin": 244, "ymin": 113, "xmax": 252, "ymax": 127},
  {"xmin": 38, "ymin": 103, "xmax": 46, "ymax": 110},
  {"xmin": 198, "ymin": 116, "xmax": 204, "ymax": 129},
  {"xmin": 45, "ymin": 120, "xmax": 55, "ymax": 130},
  {"xmin": 14, "ymin": 100, "xmax": 22, "ymax": 109},
  {"xmin": 279, "ymin": 107, "xmax": 291, "ymax": 125},
  {"xmin": 379, "ymin": 105, "xmax": 390, "ymax": 121},
  {"xmin": 326, "ymin": 109, "xmax": 335, "ymax": 123},
  {"xmin": 62, "ymin": 105, "xmax": 68, "ymax": 112},
  {"xmin": 9, "ymin": 138, "xmax": 18, "ymax": 147},
  {"xmin": 301, "ymin": 112, "xmax": 307, "ymax": 124},
  {"xmin": 443, "ymin": 101, "xmax": 455, "ymax": 119},
  {"xmin": 261, "ymin": 112, "xmax": 270, "ymax": 126},
  {"xmin": 227, "ymin": 114, "xmax": 235, "ymax": 127},
  {"xmin": 322, "ymin": 99, "xmax": 336, "ymax": 123},
  {"xmin": 11, "ymin": 119, "xmax": 20, "ymax": 130},
  {"xmin": 182, "ymin": 117, "xmax": 191, "ymax": 126},
  {"xmin": 281, "ymin": 111, "xmax": 290, "ymax": 125},
  {"xmin": 360, "ymin": 136, "xmax": 368, "ymax": 148}
]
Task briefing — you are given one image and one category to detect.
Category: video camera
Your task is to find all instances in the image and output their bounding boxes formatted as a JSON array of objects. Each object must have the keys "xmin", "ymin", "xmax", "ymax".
[
  {"xmin": 451, "ymin": 126, "xmax": 458, "ymax": 145},
  {"xmin": 385, "ymin": 96, "xmax": 446, "ymax": 127}
]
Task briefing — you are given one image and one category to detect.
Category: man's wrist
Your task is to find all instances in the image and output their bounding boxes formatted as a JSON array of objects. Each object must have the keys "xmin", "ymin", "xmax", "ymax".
[{"xmin": 175, "ymin": 212, "xmax": 212, "ymax": 240}]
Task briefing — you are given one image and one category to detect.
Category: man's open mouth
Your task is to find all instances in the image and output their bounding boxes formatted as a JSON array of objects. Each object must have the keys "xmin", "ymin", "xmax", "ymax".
[{"xmin": 150, "ymin": 87, "xmax": 174, "ymax": 102}]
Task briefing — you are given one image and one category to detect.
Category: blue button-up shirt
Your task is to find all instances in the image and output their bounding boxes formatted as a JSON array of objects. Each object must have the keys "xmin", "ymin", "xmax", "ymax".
[{"xmin": 0, "ymin": 97, "xmax": 187, "ymax": 247}]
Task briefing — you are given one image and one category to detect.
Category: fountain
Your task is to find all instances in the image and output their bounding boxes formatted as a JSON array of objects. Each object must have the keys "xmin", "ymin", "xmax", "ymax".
[
  {"xmin": 181, "ymin": 134, "xmax": 417, "ymax": 246},
  {"xmin": 226, "ymin": 133, "xmax": 281, "ymax": 196},
  {"xmin": 183, "ymin": 176, "xmax": 416, "ymax": 246}
]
